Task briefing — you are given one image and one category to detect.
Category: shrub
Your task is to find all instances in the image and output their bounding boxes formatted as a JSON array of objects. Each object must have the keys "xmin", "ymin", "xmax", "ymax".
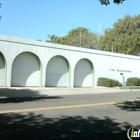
[
  {"xmin": 126, "ymin": 77, "xmax": 140, "ymax": 86},
  {"xmin": 97, "ymin": 77, "xmax": 120, "ymax": 87}
]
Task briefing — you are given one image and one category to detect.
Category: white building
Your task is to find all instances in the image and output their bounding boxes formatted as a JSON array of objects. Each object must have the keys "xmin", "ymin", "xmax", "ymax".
[{"xmin": 0, "ymin": 35, "xmax": 140, "ymax": 88}]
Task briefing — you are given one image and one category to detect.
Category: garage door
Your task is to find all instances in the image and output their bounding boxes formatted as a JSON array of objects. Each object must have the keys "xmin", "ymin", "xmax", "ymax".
[
  {"xmin": 46, "ymin": 56, "xmax": 69, "ymax": 87},
  {"xmin": 11, "ymin": 52, "xmax": 40, "ymax": 87},
  {"xmin": 0, "ymin": 53, "xmax": 5, "ymax": 86},
  {"xmin": 74, "ymin": 59, "xmax": 93, "ymax": 87}
]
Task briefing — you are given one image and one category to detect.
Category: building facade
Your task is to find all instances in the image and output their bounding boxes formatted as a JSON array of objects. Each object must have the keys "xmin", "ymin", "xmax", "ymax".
[{"xmin": 0, "ymin": 35, "xmax": 140, "ymax": 88}]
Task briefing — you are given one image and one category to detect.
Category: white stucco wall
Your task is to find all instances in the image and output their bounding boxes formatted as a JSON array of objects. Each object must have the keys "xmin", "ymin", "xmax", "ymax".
[{"xmin": 0, "ymin": 35, "xmax": 140, "ymax": 87}]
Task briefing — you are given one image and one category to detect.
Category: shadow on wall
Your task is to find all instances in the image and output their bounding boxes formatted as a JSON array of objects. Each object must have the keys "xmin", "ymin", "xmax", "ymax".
[
  {"xmin": 46, "ymin": 72, "xmax": 68, "ymax": 87},
  {"xmin": 11, "ymin": 52, "xmax": 40, "ymax": 87},
  {"xmin": 74, "ymin": 73, "xmax": 91, "ymax": 87},
  {"xmin": 0, "ymin": 113, "xmax": 138, "ymax": 140},
  {"xmin": 0, "ymin": 88, "xmax": 61, "ymax": 103},
  {"xmin": 11, "ymin": 69, "xmax": 40, "ymax": 87},
  {"xmin": 74, "ymin": 59, "xmax": 93, "ymax": 87},
  {"xmin": 45, "ymin": 56, "xmax": 69, "ymax": 87},
  {"xmin": 0, "ymin": 53, "xmax": 5, "ymax": 87}
]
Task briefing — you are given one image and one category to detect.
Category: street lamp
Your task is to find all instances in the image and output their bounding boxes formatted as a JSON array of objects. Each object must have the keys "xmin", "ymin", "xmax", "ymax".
[{"xmin": 120, "ymin": 73, "xmax": 125, "ymax": 86}]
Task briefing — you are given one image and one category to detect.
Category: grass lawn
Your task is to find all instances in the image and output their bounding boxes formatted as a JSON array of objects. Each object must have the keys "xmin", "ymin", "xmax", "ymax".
[{"xmin": 120, "ymin": 86, "xmax": 140, "ymax": 89}]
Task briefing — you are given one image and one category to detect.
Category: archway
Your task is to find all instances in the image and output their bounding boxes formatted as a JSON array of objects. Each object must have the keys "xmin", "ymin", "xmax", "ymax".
[
  {"xmin": 74, "ymin": 59, "xmax": 94, "ymax": 87},
  {"xmin": 46, "ymin": 56, "xmax": 70, "ymax": 87},
  {"xmin": 11, "ymin": 52, "xmax": 41, "ymax": 87},
  {"xmin": 0, "ymin": 52, "xmax": 6, "ymax": 87}
]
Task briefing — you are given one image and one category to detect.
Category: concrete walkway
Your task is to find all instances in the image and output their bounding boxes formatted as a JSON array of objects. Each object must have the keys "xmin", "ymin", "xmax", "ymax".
[{"xmin": 0, "ymin": 86, "xmax": 139, "ymax": 98}]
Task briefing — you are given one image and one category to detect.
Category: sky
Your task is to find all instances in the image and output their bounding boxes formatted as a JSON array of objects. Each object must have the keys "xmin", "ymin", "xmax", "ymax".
[{"xmin": 0, "ymin": 0, "xmax": 140, "ymax": 41}]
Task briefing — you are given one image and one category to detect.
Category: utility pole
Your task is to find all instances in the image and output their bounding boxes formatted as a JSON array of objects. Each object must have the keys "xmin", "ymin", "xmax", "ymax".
[
  {"xmin": 80, "ymin": 31, "xmax": 81, "ymax": 47},
  {"xmin": 97, "ymin": 22, "xmax": 100, "ymax": 46},
  {"xmin": 49, "ymin": 25, "xmax": 52, "ymax": 36},
  {"xmin": 111, "ymin": 46, "xmax": 114, "ymax": 79},
  {"xmin": 0, "ymin": 3, "xmax": 2, "ymax": 21},
  {"xmin": 61, "ymin": 33, "xmax": 62, "ymax": 44},
  {"xmin": 112, "ymin": 46, "xmax": 114, "ymax": 53}
]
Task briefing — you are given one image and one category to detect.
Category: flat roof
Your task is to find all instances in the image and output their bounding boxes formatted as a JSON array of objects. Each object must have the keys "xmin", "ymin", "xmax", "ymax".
[{"xmin": 0, "ymin": 35, "xmax": 140, "ymax": 60}]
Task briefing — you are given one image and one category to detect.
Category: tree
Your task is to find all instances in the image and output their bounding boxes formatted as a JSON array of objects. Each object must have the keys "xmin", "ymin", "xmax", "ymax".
[
  {"xmin": 46, "ymin": 27, "xmax": 99, "ymax": 49},
  {"xmin": 47, "ymin": 34, "xmax": 67, "ymax": 45},
  {"xmin": 47, "ymin": 35, "xmax": 59, "ymax": 43},
  {"xmin": 64, "ymin": 27, "xmax": 98, "ymax": 49},
  {"xmin": 99, "ymin": 0, "xmax": 125, "ymax": 5},
  {"xmin": 100, "ymin": 15, "xmax": 140, "ymax": 55},
  {"xmin": 36, "ymin": 39, "xmax": 42, "ymax": 41}
]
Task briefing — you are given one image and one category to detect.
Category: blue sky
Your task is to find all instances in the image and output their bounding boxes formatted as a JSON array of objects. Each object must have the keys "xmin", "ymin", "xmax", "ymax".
[{"xmin": 0, "ymin": 0, "xmax": 139, "ymax": 41}]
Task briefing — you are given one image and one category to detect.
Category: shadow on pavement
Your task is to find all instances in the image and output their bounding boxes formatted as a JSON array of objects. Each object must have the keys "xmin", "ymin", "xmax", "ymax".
[
  {"xmin": 0, "ymin": 113, "xmax": 138, "ymax": 140},
  {"xmin": 0, "ymin": 96, "xmax": 62, "ymax": 103},
  {"xmin": 116, "ymin": 97, "xmax": 140, "ymax": 111},
  {"xmin": 0, "ymin": 88, "xmax": 41, "ymax": 98},
  {"xmin": 0, "ymin": 88, "xmax": 62, "ymax": 103},
  {"xmin": 0, "ymin": 88, "xmax": 39, "ymax": 97}
]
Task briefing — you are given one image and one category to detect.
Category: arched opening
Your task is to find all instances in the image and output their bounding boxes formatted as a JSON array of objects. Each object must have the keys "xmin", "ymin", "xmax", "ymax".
[
  {"xmin": 0, "ymin": 52, "xmax": 6, "ymax": 87},
  {"xmin": 11, "ymin": 52, "xmax": 41, "ymax": 87},
  {"xmin": 74, "ymin": 59, "xmax": 94, "ymax": 87},
  {"xmin": 46, "ymin": 56, "xmax": 70, "ymax": 87}
]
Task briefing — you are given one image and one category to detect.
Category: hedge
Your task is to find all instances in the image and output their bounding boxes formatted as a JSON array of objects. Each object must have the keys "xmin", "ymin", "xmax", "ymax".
[
  {"xmin": 126, "ymin": 77, "xmax": 140, "ymax": 86},
  {"xmin": 97, "ymin": 77, "xmax": 120, "ymax": 87}
]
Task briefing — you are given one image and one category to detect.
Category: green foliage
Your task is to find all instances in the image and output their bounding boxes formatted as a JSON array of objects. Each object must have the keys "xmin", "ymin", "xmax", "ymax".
[
  {"xmin": 100, "ymin": 14, "xmax": 140, "ymax": 55},
  {"xmin": 121, "ymin": 86, "xmax": 140, "ymax": 89},
  {"xmin": 99, "ymin": 0, "xmax": 125, "ymax": 5},
  {"xmin": 126, "ymin": 77, "xmax": 140, "ymax": 86},
  {"xmin": 97, "ymin": 77, "xmax": 120, "ymax": 87},
  {"xmin": 64, "ymin": 27, "xmax": 98, "ymax": 48},
  {"xmin": 47, "ymin": 35, "xmax": 59, "ymax": 43},
  {"xmin": 46, "ymin": 27, "xmax": 99, "ymax": 49},
  {"xmin": 43, "ymin": 14, "xmax": 140, "ymax": 55},
  {"xmin": 37, "ymin": 39, "xmax": 42, "ymax": 41}
]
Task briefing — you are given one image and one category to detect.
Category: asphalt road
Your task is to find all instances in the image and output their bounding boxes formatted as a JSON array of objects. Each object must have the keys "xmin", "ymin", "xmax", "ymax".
[{"xmin": 0, "ymin": 91, "xmax": 140, "ymax": 140}]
